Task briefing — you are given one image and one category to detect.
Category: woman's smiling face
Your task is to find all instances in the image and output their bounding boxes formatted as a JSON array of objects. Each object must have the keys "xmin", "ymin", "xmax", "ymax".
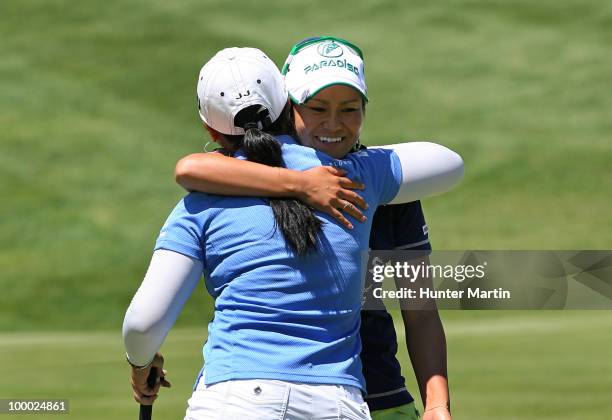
[{"xmin": 292, "ymin": 84, "xmax": 364, "ymax": 159}]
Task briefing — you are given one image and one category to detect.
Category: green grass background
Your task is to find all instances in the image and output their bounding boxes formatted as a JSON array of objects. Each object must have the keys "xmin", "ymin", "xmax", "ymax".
[{"xmin": 1, "ymin": 0, "xmax": 611, "ymax": 418}]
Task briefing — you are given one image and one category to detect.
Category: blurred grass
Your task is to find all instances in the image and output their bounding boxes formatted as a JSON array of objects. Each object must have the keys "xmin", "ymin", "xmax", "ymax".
[
  {"xmin": 1, "ymin": 1, "xmax": 611, "ymax": 418},
  {"xmin": 1, "ymin": 0, "xmax": 611, "ymax": 330},
  {"xmin": 1, "ymin": 311, "xmax": 611, "ymax": 419}
]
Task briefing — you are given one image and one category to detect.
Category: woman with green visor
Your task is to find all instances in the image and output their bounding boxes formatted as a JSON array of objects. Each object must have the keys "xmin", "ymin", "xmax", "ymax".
[{"xmin": 175, "ymin": 37, "xmax": 453, "ymax": 420}]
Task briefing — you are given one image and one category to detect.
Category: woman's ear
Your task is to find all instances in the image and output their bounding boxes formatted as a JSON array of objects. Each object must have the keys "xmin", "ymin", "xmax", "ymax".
[
  {"xmin": 204, "ymin": 124, "xmax": 234, "ymax": 150},
  {"xmin": 204, "ymin": 124, "xmax": 223, "ymax": 142}
]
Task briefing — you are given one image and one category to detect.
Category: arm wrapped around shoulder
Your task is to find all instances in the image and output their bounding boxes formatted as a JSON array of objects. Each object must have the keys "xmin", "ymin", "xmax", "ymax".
[{"xmin": 377, "ymin": 142, "xmax": 464, "ymax": 204}]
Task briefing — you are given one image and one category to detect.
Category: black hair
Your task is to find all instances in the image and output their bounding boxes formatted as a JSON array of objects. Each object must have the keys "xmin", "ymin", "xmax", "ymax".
[{"xmin": 224, "ymin": 103, "xmax": 321, "ymax": 256}]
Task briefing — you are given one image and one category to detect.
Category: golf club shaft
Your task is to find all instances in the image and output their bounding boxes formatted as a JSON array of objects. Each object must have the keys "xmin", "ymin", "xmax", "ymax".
[{"xmin": 139, "ymin": 367, "xmax": 158, "ymax": 420}]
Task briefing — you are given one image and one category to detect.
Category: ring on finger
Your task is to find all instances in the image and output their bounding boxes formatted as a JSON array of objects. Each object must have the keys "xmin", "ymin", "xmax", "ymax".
[{"xmin": 343, "ymin": 202, "xmax": 350, "ymax": 210}]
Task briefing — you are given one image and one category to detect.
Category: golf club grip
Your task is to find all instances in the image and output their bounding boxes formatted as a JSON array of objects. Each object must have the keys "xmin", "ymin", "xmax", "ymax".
[{"xmin": 139, "ymin": 367, "xmax": 158, "ymax": 420}]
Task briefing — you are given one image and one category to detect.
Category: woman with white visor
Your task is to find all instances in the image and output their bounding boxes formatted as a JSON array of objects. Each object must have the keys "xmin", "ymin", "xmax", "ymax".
[{"xmin": 124, "ymin": 44, "xmax": 461, "ymax": 420}]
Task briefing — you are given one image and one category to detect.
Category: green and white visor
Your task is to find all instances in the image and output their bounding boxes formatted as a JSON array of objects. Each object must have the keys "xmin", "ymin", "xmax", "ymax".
[{"xmin": 281, "ymin": 36, "xmax": 368, "ymax": 104}]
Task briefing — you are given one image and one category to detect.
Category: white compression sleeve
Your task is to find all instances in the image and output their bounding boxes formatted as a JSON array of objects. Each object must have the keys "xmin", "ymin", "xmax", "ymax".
[
  {"xmin": 122, "ymin": 249, "xmax": 203, "ymax": 367},
  {"xmin": 374, "ymin": 142, "xmax": 464, "ymax": 204}
]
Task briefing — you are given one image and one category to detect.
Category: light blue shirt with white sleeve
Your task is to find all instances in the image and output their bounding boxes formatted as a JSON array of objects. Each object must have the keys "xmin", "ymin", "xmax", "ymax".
[{"xmin": 154, "ymin": 135, "xmax": 402, "ymax": 391}]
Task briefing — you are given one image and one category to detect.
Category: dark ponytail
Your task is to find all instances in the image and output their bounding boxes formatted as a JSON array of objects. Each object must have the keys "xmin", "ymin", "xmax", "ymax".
[{"xmin": 230, "ymin": 105, "xmax": 322, "ymax": 256}]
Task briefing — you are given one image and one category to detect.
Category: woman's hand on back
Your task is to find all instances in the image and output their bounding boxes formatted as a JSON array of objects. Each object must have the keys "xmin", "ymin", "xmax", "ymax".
[{"xmin": 296, "ymin": 166, "xmax": 368, "ymax": 230}]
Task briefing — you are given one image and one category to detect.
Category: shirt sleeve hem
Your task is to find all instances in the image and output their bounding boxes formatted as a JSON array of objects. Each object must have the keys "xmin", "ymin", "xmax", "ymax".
[{"xmin": 154, "ymin": 240, "xmax": 203, "ymax": 261}]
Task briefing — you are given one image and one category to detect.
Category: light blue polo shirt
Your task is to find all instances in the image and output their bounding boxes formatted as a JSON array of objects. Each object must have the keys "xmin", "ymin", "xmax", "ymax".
[{"xmin": 155, "ymin": 135, "xmax": 402, "ymax": 391}]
